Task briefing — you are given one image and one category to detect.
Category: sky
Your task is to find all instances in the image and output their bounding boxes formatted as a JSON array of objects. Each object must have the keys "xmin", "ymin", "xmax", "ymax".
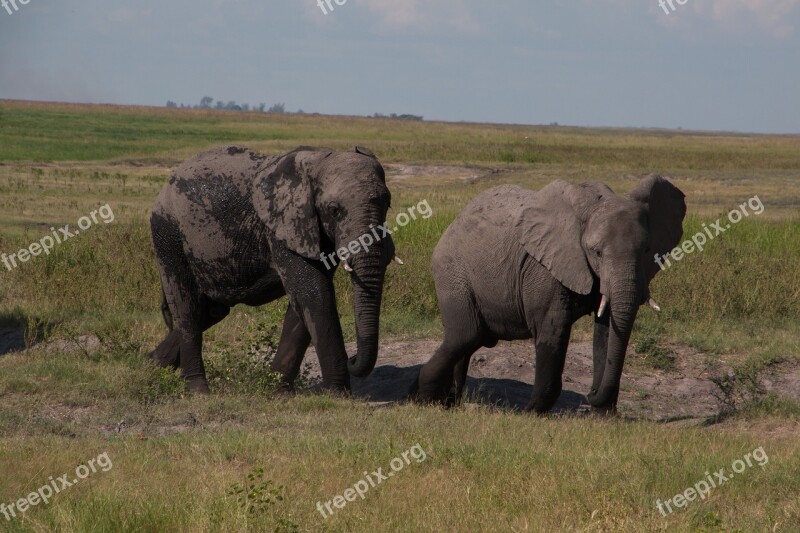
[{"xmin": 0, "ymin": 0, "xmax": 798, "ymax": 133}]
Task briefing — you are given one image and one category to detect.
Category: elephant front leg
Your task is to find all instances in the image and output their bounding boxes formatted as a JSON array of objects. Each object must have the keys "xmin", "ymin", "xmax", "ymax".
[
  {"xmin": 301, "ymin": 304, "xmax": 350, "ymax": 392},
  {"xmin": 527, "ymin": 325, "xmax": 571, "ymax": 414},
  {"xmin": 273, "ymin": 248, "xmax": 350, "ymax": 392},
  {"xmin": 270, "ymin": 303, "xmax": 312, "ymax": 393}
]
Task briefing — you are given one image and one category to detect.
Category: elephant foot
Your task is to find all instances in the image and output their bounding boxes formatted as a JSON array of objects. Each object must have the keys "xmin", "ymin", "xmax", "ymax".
[
  {"xmin": 151, "ymin": 350, "xmax": 179, "ymax": 369},
  {"xmin": 524, "ymin": 398, "xmax": 557, "ymax": 416},
  {"xmin": 149, "ymin": 331, "xmax": 181, "ymax": 369},
  {"xmin": 443, "ymin": 394, "xmax": 457, "ymax": 409},
  {"xmin": 590, "ymin": 404, "xmax": 617, "ymax": 417},
  {"xmin": 322, "ymin": 387, "xmax": 352, "ymax": 400},
  {"xmin": 408, "ymin": 383, "xmax": 450, "ymax": 407},
  {"xmin": 271, "ymin": 380, "xmax": 298, "ymax": 398},
  {"xmin": 444, "ymin": 388, "xmax": 463, "ymax": 409},
  {"xmin": 185, "ymin": 376, "xmax": 211, "ymax": 395}
]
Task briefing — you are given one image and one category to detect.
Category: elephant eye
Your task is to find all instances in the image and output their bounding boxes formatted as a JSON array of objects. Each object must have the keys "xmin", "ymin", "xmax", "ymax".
[
  {"xmin": 595, "ymin": 249, "xmax": 602, "ymax": 258},
  {"xmin": 329, "ymin": 204, "xmax": 344, "ymax": 220}
]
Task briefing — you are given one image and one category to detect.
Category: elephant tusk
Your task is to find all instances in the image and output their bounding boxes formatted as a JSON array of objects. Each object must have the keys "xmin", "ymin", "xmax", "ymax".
[
  {"xmin": 394, "ymin": 255, "xmax": 404, "ymax": 265},
  {"xmin": 597, "ymin": 294, "xmax": 609, "ymax": 317},
  {"xmin": 648, "ymin": 298, "xmax": 662, "ymax": 312},
  {"xmin": 342, "ymin": 261, "xmax": 353, "ymax": 272}
]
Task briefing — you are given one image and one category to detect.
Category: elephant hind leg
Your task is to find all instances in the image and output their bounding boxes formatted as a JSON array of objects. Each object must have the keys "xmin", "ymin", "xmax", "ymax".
[
  {"xmin": 449, "ymin": 354, "xmax": 474, "ymax": 407},
  {"xmin": 269, "ymin": 304, "xmax": 312, "ymax": 392},
  {"xmin": 413, "ymin": 338, "xmax": 482, "ymax": 405},
  {"xmin": 414, "ymin": 289, "xmax": 485, "ymax": 405},
  {"xmin": 149, "ymin": 299, "xmax": 229, "ymax": 370},
  {"xmin": 150, "ymin": 330, "xmax": 181, "ymax": 368}
]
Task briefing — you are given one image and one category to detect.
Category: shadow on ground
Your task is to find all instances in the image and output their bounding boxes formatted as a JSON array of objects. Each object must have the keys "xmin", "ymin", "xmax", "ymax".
[{"xmin": 351, "ymin": 363, "xmax": 586, "ymax": 413}]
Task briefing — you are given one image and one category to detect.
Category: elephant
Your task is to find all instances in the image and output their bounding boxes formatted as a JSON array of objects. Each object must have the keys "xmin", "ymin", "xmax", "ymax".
[
  {"xmin": 412, "ymin": 175, "xmax": 685, "ymax": 414},
  {"xmin": 148, "ymin": 144, "xmax": 395, "ymax": 394}
]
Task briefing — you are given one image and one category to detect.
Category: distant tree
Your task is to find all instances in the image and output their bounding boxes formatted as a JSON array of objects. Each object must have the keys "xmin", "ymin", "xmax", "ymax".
[
  {"xmin": 268, "ymin": 103, "xmax": 285, "ymax": 114},
  {"xmin": 166, "ymin": 101, "xmax": 178, "ymax": 108},
  {"xmin": 241, "ymin": 103, "xmax": 250, "ymax": 112},
  {"xmin": 200, "ymin": 96, "xmax": 214, "ymax": 108},
  {"xmin": 375, "ymin": 112, "xmax": 422, "ymax": 121},
  {"xmin": 297, "ymin": 109, "xmax": 305, "ymax": 114},
  {"xmin": 257, "ymin": 103, "xmax": 266, "ymax": 112},
  {"xmin": 215, "ymin": 100, "xmax": 225, "ymax": 109}
]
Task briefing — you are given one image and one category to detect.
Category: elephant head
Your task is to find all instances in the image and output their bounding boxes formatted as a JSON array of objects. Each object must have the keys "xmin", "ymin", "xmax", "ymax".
[
  {"xmin": 517, "ymin": 175, "xmax": 685, "ymax": 411},
  {"xmin": 255, "ymin": 146, "xmax": 393, "ymax": 378}
]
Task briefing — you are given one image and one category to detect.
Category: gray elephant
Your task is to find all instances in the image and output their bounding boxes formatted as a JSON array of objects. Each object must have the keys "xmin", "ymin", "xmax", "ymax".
[
  {"xmin": 149, "ymin": 145, "xmax": 395, "ymax": 393},
  {"xmin": 412, "ymin": 176, "xmax": 685, "ymax": 414}
]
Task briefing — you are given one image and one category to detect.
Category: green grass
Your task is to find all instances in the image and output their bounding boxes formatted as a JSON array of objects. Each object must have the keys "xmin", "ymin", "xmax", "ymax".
[
  {"xmin": 1, "ymin": 100, "xmax": 799, "ymax": 531},
  {"xmin": 0, "ymin": 346, "xmax": 798, "ymax": 531}
]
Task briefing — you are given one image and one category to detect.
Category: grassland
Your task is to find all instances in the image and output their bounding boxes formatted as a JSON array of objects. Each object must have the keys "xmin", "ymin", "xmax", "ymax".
[{"xmin": 0, "ymin": 100, "xmax": 799, "ymax": 532}]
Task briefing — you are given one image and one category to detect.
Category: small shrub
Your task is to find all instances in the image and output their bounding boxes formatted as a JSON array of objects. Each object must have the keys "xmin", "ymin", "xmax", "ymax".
[
  {"xmin": 137, "ymin": 365, "xmax": 186, "ymax": 405},
  {"xmin": 227, "ymin": 467, "xmax": 299, "ymax": 532},
  {"xmin": 205, "ymin": 324, "xmax": 283, "ymax": 394},
  {"xmin": 710, "ymin": 363, "xmax": 767, "ymax": 417},
  {"xmin": 633, "ymin": 333, "xmax": 676, "ymax": 372}
]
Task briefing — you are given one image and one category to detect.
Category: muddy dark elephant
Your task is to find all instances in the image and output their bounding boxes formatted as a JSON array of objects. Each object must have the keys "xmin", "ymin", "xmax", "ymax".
[
  {"xmin": 149, "ymin": 145, "xmax": 395, "ymax": 393},
  {"xmin": 412, "ymin": 176, "xmax": 685, "ymax": 414}
]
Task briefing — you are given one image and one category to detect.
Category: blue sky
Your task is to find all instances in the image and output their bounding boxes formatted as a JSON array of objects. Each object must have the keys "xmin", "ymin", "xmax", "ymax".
[{"xmin": 1, "ymin": 0, "xmax": 798, "ymax": 133}]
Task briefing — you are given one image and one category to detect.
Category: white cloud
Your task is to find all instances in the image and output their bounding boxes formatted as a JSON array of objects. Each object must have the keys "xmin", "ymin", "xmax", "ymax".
[
  {"xmin": 653, "ymin": 0, "xmax": 800, "ymax": 38},
  {"xmin": 303, "ymin": 0, "xmax": 481, "ymax": 34},
  {"xmin": 702, "ymin": 0, "xmax": 800, "ymax": 37},
  {"xmin": 358, "ymin": 0, "xmax": 422, "ymax": 28}
]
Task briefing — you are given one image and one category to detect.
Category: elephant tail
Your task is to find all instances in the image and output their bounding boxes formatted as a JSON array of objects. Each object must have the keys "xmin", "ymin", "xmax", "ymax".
[
  {"xmin": 160, "ymin": 288, "xmax": 174, "ymax": 331},
  {"xmin": 148, "ymin": 288, "xmax": 180, "ymax": 369}
]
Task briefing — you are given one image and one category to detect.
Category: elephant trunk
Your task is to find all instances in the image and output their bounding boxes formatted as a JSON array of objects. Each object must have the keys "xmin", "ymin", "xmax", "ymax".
[
  {"xmin": 347, "ymin": 251, "xmax": 386, "ymax": 377},
  {"xmin": 588, "ymin": 274, "xmax": 639, "ymax": 411}
]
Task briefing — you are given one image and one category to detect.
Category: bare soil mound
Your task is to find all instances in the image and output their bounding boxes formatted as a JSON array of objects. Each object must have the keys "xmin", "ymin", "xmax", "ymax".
[
  {"xmin": 5, "ymin": 326, "xmax": 797, "ymax": 424},
  {"xmin": 307, "ymin": 339, "xmax": 800, "ymax": 423}
]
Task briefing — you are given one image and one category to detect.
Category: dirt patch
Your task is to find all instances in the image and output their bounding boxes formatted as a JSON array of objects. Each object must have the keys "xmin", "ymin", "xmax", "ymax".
[
  {"xmin": 384, "ymin": 164, "xmax": 504, "ymax": 184},
  {"xmin": 304, "ymin": 339, "xmax": 800, "ymax": 423}
]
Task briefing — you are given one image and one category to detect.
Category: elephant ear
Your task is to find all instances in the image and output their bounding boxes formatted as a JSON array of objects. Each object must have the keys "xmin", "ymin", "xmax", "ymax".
[
  {"xmin": 255, "ymin": 153, "xmax": 320, "ymax": 259},
  {"xmin": 628, "ymin": 174, "xmax": 686, "ymax": 282},
  {"xmin": 350, "ymin": 146, "xmax": 376, "ymax": 158},
  {"xmin": 516, "ymin": 180, "xmax": 595, "ymax": 295}
]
